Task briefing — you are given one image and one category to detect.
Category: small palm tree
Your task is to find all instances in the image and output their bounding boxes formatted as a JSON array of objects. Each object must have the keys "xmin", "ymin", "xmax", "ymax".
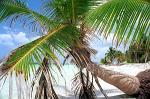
[
  {"xmin": 115, "ymin": 51, "xmax": 126, "ymax": 64},
  {"xmin": 0, "ymin": 0, "xmax": 149, "ymax": 99},
  {"xmin": 105, "ymin": 47, "xmax": 116, "ymax": 63},
  {"xmin": 100, "ymin": 47, "xmax": 126, "ymax": 64},
  {"xmin": 100, "ymin": 58, "xmax": 108, "ymax": 64}
]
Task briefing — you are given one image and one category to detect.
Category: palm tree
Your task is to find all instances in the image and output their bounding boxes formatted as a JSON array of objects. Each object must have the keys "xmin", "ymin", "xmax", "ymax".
[
  {"xmin": 126, "ymin": 35, "xmax": 150, "ymax": 63},
  {"xmin": 100, "ymin": 58, "xmax": 108, "ymax": 64},
  {"xmin": 100, "ymin": 47, "xmax": 126, "ymax": 64},
  {"xmin": 0, "ymin": 0, "xmax": 149, "ymax": 98},
  {"xmin": 115, "ymin": 51, "xmax": 126, "ymax": 64},
  {"xmin": 105, "ymin": 47, "xmax": 116, "ymax": 64}
]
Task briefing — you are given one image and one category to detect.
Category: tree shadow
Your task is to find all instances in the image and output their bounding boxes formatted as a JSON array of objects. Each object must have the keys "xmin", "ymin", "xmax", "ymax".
[{"xmin": 58, "ymin": 88, "xmax": 136, "ymax": 99}]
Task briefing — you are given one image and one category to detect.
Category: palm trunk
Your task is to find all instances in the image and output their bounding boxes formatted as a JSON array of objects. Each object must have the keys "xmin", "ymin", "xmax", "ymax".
[
  {"xmin": 70, "ymin": 47, "xmax": 140, "ymax": 95},
  {"xmin": 87, "ymin": 63, "xmax": 140, "ymax": 95}
]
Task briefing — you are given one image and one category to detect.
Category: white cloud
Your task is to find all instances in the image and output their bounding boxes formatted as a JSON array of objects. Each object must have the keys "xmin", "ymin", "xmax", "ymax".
[
  {"xmin": 0, "ymin": 31, "xmax": 39, "ymax": 49},
  {"xmin": 90, "ymin": 36, "xmax": 111, "ymax": 62},
  {"xmin": 12, "ymin": 32, "xmax": 30, "ymax": 44},
  {"xmin": 1, "ymin": 26, "xmax": 41, "ymax": 48},
  {"xmin": 30, "ymin": 35, "xmax": 40, "ymax": 41},
  {"xmin": 0, "ymin": 34, "xmax": 14, "ymax": 47},
  {"xmin": 3, "ymin": 26, "xmax": 10, "ymax": 30}
]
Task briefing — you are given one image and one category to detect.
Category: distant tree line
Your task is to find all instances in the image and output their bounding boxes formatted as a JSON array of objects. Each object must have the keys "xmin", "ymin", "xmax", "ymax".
[{"xmin": 100, "ymin": 35, "xmax": 150, "ymax": 64}]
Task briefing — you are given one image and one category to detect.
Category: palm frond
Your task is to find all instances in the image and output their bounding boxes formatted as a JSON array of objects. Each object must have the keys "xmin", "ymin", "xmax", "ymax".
[
  {"xmin": 41, "ymin": 0, "xmax": 104, "ymax": 24},
  {"xmin": 143, "ymin": 0, "xmax": 150, "ymax": 3},
  {"xmin": 94, "ymin": 76, "xmax": 108, "ymax": 99},
  {"xmin": 0, "ymin": 0, "xmax": 58, "ymax": 32},
  {"xmin": 63, "ymin": 54, "xmax": 70, "ymax": 65},
  {"xmin": 72, "ymin": 69, "xmax": 96, "ymax": 99},
  {"xmin": 86, "ymin": 0, "xmax": 150, "ymax": 46},
  {"xmin": 0, "ymin": 25, "xmax": 79, "ymax": 80},
  {"xmin": 33, "ymin": 57, "xmax": 59, "ymax": 99}
]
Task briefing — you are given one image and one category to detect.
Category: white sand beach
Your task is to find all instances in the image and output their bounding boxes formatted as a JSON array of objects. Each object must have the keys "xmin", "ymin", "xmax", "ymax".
[{"xmin": 0, "ymin": 63, "xmax": 149, "ymax": 99}]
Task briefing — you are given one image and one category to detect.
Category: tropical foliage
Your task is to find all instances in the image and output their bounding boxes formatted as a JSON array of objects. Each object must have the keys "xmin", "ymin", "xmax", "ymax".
[
  {"xmin": 126, "ymin": 35, "xmax": 150, "ymax": 63},
  {"xmin": 100, "ymin": 43, "xmax": 150, "ymax": 65},
  {"xmin": 0, "ymin": 0, "xmax": 149, "ymax": 99},
  {"xmin": 100, "ymin": 47, "xmax": 126, "ymax": 64}
]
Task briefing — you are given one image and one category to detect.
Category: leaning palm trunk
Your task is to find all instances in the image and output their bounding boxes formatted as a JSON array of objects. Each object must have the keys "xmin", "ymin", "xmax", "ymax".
[
  {"xmin": 88, "ymin": 63, "xmax": 140, "ymax": 95},
  {"xmin": 70, "ymin": 46, "xmax": 140, "ymax": 96}
]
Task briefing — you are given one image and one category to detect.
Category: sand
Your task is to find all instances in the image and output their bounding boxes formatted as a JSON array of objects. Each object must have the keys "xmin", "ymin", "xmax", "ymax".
[{"xmin": 0, "ymin": 63, "xmax": 149, "ymax": 99}]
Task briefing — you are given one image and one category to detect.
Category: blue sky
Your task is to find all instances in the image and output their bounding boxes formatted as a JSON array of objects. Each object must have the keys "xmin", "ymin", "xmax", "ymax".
[
  {"xmin": 0, "ymin": 0, "xmax": 126, "ymax": 62},
  {"xmin": 0, "ymin": 0, "xmax": 41, "ymax": 59}
]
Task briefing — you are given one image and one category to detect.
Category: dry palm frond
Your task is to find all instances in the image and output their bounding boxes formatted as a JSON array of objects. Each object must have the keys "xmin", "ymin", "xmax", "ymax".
[
  {"xmin": 32, "ymin": 57, "xmax": 59, "ymax": 99},
  {"xmin": 72, "ymin": 69, "xmax": 96, "ymax": 99},
  {"xmin": 63, "ymin": 54, "xmax": 70, "ymax": 65},
  {"xmin": 94, "ymin": 76, "xmax": 108, "ymax": 99}
]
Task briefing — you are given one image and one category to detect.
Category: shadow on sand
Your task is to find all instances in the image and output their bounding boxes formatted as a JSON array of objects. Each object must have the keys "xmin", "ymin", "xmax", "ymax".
[{"xmin": 58, "ymin": 88, "xmax": 136, "ymax": 99}]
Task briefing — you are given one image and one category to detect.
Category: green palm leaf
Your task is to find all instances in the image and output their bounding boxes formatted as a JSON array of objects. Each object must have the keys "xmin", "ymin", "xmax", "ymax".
[
  {"xmin": 0, "ymin": 0, "xmax": 58, "ymax": 32},
  {"xmin": 86, "ymin": 0, "xmax": 150, "ymax": 46},
  {"xmin": 41, "ymin": 0, "xmax": 103, "ymax": 24},
  {"xmin": 0, "ymin": 25, "xmax": 79, "ymax": 79}
]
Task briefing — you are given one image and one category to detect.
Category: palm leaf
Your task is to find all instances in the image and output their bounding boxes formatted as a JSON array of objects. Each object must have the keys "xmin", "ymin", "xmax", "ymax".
[
  {"xmin": 0, "ymin": 25, "xmax": 80, "ymax": 80},
  {"xmin": 0, "ymin": 0, "xmax": 58, "ymax": 32},
  {"xmin": 86, "ymin": 0, "xmax": 150, "ymax": 46},
  {"xmin": 72, "ymin": 70, "xmax": 96, "ymax": 99},
  {"xmin": 41, "ymin": 0, "xmax": 103, "ymax": 24}
]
